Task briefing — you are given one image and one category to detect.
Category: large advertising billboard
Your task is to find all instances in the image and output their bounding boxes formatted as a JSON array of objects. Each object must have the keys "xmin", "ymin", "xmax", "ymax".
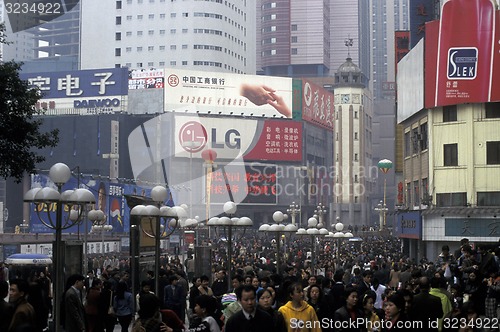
[
  {"xmin": 425, "ymin": 0, "xmax": 500, "ymax": 108},
  {"xmin": 20, "ymin": 68, "xmax": 129, "ymax": 115},
  {"xmin": 164, "ymin": 69, "xmax": 293, "ymax": 118}
]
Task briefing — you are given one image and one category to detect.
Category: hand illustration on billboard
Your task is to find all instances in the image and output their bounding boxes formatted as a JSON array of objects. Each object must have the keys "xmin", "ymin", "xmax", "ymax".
[{"xmin": 240, "ymin": 84, "xmax": 292, "ymax": 118}]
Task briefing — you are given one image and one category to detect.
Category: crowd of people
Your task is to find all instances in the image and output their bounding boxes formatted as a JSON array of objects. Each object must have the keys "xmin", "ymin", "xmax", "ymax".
[{"xmin": 0, "ymin": 234, "xmax": 499, "ymax": 331}]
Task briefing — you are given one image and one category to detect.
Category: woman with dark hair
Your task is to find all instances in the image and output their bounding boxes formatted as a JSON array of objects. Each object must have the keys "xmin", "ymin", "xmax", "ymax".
[
  {"xmin": 362, "ymin": 291, "xmax": 381, "ymax": 332},
  {"xmin": 257, "ymin": 287, "xmax": 286, "ymax": 332},
  {"xmin": 382, "ymin": 293, "xmax": 407, "ymax": 331},
  {"xmin": 113, "ymin": 281, "xmax": 134, "ymax": 332},
  {"xmin": 132, "ymin": 293, "xmax": 170, "ymax": 332},
  {"xmin": 85, "ymin": 278, "xmax": 102, "ymax": 332},
  {"xmin": 98, "ymin": 280, "xmax": 116, "ymax": 332},
  {"xmin": 306, "ymin": 284, "xmax": 331, "ymax": 323},
  {"xmin": 333, "ymin": 286, "xmax": 364, "ymax": 332},
  {"xmin": 278, "ymin": 282, "xmax": 321, "ymax": 332},
  {"xmin": 186, "ymin": 294, "xmax": 221, "ymax": 332}
]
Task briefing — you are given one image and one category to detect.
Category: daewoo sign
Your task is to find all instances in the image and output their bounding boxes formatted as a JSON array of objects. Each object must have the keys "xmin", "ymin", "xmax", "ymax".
[{"xmin": 74, "ymin": 98, "xmax": 121, "ymax": 108}]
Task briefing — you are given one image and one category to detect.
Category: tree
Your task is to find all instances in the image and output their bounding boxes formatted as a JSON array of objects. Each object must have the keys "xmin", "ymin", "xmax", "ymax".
[{"xmin": 0, "ymin": 23, "xmax": 59, "ymax": 182}]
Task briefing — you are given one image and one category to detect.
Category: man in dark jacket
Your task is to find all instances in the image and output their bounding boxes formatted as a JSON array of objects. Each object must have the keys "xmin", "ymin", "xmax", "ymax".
[
  {"xmin": 225, "ymin": 285, "xmax": 274, "ymax": 332},
  {"xmin": 0, "ymin": 280, "xmax": 14, "ymax": 331},
  {"xmin": 8, "ymin": 278, "xmax": 36, "ymax": 332},
  {"xmin": 410, "ymin": 277, "xmax": 443, "ymax": 331}
]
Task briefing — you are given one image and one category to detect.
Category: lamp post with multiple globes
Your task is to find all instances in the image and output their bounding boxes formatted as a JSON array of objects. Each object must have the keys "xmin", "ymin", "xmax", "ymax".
[
  {"xmin": 258, "ymin": 211, "xmax": 297, "ymax": 275},
  {"xmin": 130, "ymin": 186, "xmax": 185, "ymax": 294},
  {"xmin": 24, "ymin": 162, "xmax": 95, "ymax": 332},
  {"xmin": 207, "ymin": 201, "xmax": 253, "ymax": 291},
  {"xmin": 296, "ymin": 215, "xmax": 329, "ymax": 275}
]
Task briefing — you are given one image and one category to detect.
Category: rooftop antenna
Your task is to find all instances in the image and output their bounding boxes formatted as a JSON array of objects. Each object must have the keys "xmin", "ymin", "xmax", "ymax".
[{"xmin": 345, "ymin": 36, "xmax": 353, "ymax": 58}]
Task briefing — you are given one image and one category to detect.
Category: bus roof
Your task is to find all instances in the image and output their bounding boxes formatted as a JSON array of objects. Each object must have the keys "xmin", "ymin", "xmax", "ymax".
[{"xmin": 5, "ymin": 253, "xmax": 52, "ymax": 265}]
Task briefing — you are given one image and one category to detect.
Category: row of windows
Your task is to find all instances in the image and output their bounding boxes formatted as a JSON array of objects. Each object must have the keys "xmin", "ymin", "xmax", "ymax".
[
  {"xmin": 193, "ymin": 28, "xmax": 223, "ymax": 35},
  {"xmin": 443, "ymin": 103, "xmax": 500, "ymax": 122},
  {"xmin": 434, "ymin": 192, "xmax": 500, "ymax": 207},
  {"xmin": 404, "ymin": 123, "xmax": 428, "ymax": 156},
  {"xmin": 193, "ymin": 61, "xmax": 222, "ymax": 67},
  {"xmin": 193, "ymin": 12, "xmax": 222, "ymax": 19},
  {"xmin": 443, "ymin": 141, "xmax": 500, "ymax": 166},
  {"xmin": 194, "ymin": 44, "xmax": 223, "ymax": 51}
]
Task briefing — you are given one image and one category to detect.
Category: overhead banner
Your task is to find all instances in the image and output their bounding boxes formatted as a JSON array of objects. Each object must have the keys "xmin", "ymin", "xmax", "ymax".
[
  {"xmin": 425, "ymin": 0, "xmax": 500, "ymax": 107},
  {"xmin": 164, "ymin": 69, "xmax": 293, "ymax": 118},
  {"xmin": 129, "ymin": 68, "xmax": 165, "ymax": 90}
]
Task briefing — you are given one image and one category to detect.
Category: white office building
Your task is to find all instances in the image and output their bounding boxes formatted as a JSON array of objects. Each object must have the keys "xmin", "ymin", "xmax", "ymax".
[{"xmin": 80, "ymin": 0, "xmax": 256, "ymax": 73}]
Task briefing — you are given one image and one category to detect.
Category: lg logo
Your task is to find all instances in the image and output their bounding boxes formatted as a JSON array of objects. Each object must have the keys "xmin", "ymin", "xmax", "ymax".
[{"xmin": 179, "ymin": 121, "xmax": 241, "ymax": 152}]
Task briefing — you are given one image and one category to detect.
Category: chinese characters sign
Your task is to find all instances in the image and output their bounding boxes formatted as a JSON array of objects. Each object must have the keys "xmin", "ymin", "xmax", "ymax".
[
  {"xmin": 243, "ymin": 120, "xmax": 302, "ymax": 161},
  {"xmin": 21, "ymin": 67, "xmax": 128, "ymax": 98},
  {"xmin": 445, "ymin": 218, "xmax": 500, "ymax": 237},
  {"xmin": 300, "ymin": 80, "xmax": 334, "ymax": 130},
  {"xmin": 129, "ymin": 68, "xmax": 165, "ymax": 89},
  {"xmin": 208, "ymin": 164, "xmax": 278, "ymax": 205}
]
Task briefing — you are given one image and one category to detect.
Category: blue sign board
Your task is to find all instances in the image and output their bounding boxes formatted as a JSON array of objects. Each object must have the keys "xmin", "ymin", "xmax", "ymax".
[
  {"xmin": 20, "ymin": 67, "xmax": 128, "ymax": 98},
  {"xmin": 447, "ymin": 48, "xmax": 478, "ymax": 80},
  {"xmin": 445, "ymin": 218, "xmax": 500, "ymax": 237},
  {"xmin": 395, "ymin": 211, "xmax": 422, "ymax": 239},
  {"xmin": 409, "ymin": 0, "xmax": 436, "ymax": 48}
]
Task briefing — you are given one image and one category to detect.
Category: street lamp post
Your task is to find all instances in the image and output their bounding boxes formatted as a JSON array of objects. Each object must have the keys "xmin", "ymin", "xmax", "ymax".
[
  {"xmin": 24, "ymin": 163, "xmax": 95, "ymax": 332},
  {"xmin": 296, "ymin": 215, "xmax": 329, "ymax": 275},
  {"xmin": 130, "ymin": 186, "xmax": 185, "ymax": 294},
  {"xmin": 88, "ymin": 209, "xmax": 113, "ymax": 254},
  {"xmin": 332, "ymin": 218, "xmax": 353, "ymax": 263},
  {"xmin": 287, "ymin": 202, "xmax": 300, "ymax": 226},
  {"xmin": 374, "ymin": 201, "xmax": 389, "ymax": 232},
  {"xmin": 207, "ymin": 201, "xmax": 252, "ymax": 291},
  {"xmin": 259, "ymin": 211, "xmax": 297, "ymax": 275}
]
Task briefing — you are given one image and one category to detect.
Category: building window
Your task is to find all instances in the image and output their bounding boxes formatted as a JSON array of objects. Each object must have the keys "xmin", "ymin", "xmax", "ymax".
[
  {"xmin": 116, "ymin": 1, "xmax": 122, "ymax": 9},
  {"xmin": 486, "ymin": 141, "xmax": 500, "ymax": 164},
  {"xmin": 477, "ymin": 192, "xmax": 500, "ymax": 206},
  {"xmin": 354, "ymin": 111, "xmax": 358, "ymax": 118},
  {"xmin": 420, "ymin": 123, "xmax": 428, "ymax": 150},
  {"xmin": 412, "ymin": 127, "xmax": 419, "ymax": 153},
  {"xmin": 443, "ymin": 105, "xmax": 457, "ymax": 122},
  {"xmin": 444, "ymin": 143, "xmax": 458, "ymax": 166},
  {"xmin": 137, "ymin": 46, "xmax": 143, "ymax": 52},
  {"xmin": 170, "ymin": 45, "xmax": 176, "ymax": 50},
  {"xmin": 182, "ymin": 44, "xmax": 188, "ymax": 49},
  {"xmin": 148, "ymin": 62, "xmax": 154, "ymax": 67},
  {"xmin": 159, "ymin": 30, "xmax": 165, "ymax": 35},
  {"xmin": 126, "ymin": 31, "xmax": 132, "ymax": 36},
  {"xmin": 159, "ymin": 61, "xmax": 165, "ymax": 66},
  {"xmin": 404, "ymin": 131, "xmax": 410, "ymax": 157},
  {"xmin": 406, "ymin": 182, "xmax": 411, "ymax": 206},
  {"xmin": 421, "ymin": 178, "xmax": 430, "ymax": 204},
  {"xmin": 413, "ymin": 180, "xmax": 420, "ymax": 206},
  {"xmin": 115, "ymin": 48, "xmax": 121, "ymax": 56},
  {"xmin": 159, "ymin": 45, "xmax": 165, "ymax": 50},
  {"xmin": 137, "ymin": 31, "xmax": 143, "ymax": 36},
  {"xmin": 148, "ymin": 30, "xmax": 154, "ymax": 35},
  {"xmin": 125, "ymin": 47, "xmax": 131, "ymax": 52},
  {"xmin": 291, "ymin": 36, "xmax": 297, "ymax": 43},
  {"xmin": 137, "ymin": 14, "xmax": 143, "ymax": 20},
  {"xmin": 485, "ymin": 102, "xmax": 500, "ymax": 118},
  {"xmin": 170, "ymin": 13, "xmax": 176, "ymax": 18},
  {"xmin": 291, "ymin": 48, "xmax": 297, "ymax": 55},
  {"xmin": 160, "ymin": 13, "xmax": 166, "ymax": 19},
  {"xmin": 149, "ymin": 14, "xmax": 154, "ymax": 19},
  {"xmin": 126, "ymin": 15, "xmax": 132, "ymax": 20},
  {"xmin": 115, "ymin": 32, "xmax": 121, "ymax": 40},
  {"xmin": 171, "ymin": 29, "xmax": 176, "ymax": 34},
  {"xmin": 115, "ymin": 16, "xmax": 121, "ymax": 25},
  {"xmin": 291, "ymin": 24, "xmax": 297, "ymax": 31},
  {"xmin": 182, "ymin": 61, "xmax": 188, "ymax": 65},
  {"xmin": 354, "ymin": 132, "xmax": 358, "ymax": 140},
  {"xmin": 354, "ymin": 175, "xmax": 358, "ymax": 182},
  {"xmin": 137, "ymin": 62, "xmax": 143, "ymax": 67},
  {"xmin": 148, "ymin": 46, "xmax": 154, "ymax": 51},
  {"xmin": 436, "ymin": 192, "xmax": 467, "ymax": 207},
  {"xmin": 182, "ymin": 12, "xmax": 188, "ymax": 17},
  {"xmin": 170, "ymin": 61, "xmax": 176, "ymax": 66},
  {"xmin": 354, "ymin": 153, "xmax": 358, "ymax": 161}
]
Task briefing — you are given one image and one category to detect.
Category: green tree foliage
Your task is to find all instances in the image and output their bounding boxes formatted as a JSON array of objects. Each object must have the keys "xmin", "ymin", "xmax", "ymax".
[{"xmin": 0, "ymin": 23, "xmax": 59, "ymax": 182}]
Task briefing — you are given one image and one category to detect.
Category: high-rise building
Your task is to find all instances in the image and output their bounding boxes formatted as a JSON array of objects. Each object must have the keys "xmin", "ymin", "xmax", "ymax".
[{"xmin": 80, "ymin": 0, "xmax": 256, "ymax": 73}]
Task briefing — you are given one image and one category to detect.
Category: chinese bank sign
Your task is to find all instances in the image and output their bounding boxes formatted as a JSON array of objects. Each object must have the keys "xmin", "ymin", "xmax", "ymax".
[
  {"xmin": 21, "ymin": 68, "xmax": 128, "ymax": 115},
  {"xmin": 425, "ymin": 0, "xmax": 500, "ymax": 107}
]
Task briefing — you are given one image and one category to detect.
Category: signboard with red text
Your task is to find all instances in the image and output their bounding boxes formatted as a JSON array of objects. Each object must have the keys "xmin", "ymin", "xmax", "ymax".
[{"xmin": 207, "ymin": 164, "xmax": 278, "ymax": 205}]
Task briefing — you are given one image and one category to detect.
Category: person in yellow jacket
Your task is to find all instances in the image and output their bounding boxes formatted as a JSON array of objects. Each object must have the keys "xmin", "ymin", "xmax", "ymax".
[{"xmin": 278, "ymin": 282, "xmax": 322, "ymax": 332}]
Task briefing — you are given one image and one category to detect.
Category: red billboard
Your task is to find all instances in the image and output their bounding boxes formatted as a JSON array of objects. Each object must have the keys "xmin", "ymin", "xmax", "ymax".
[
  {"xmin": 300, "ymin": 80, "xmax": 334, "ymax": 130},
  {"xmin": 425, "ymin": 0, "xmax": 499, "ymax": 108},
  {"xmin": 243, "ymin": 120, "xmax": 302, "ymax": 161}
]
